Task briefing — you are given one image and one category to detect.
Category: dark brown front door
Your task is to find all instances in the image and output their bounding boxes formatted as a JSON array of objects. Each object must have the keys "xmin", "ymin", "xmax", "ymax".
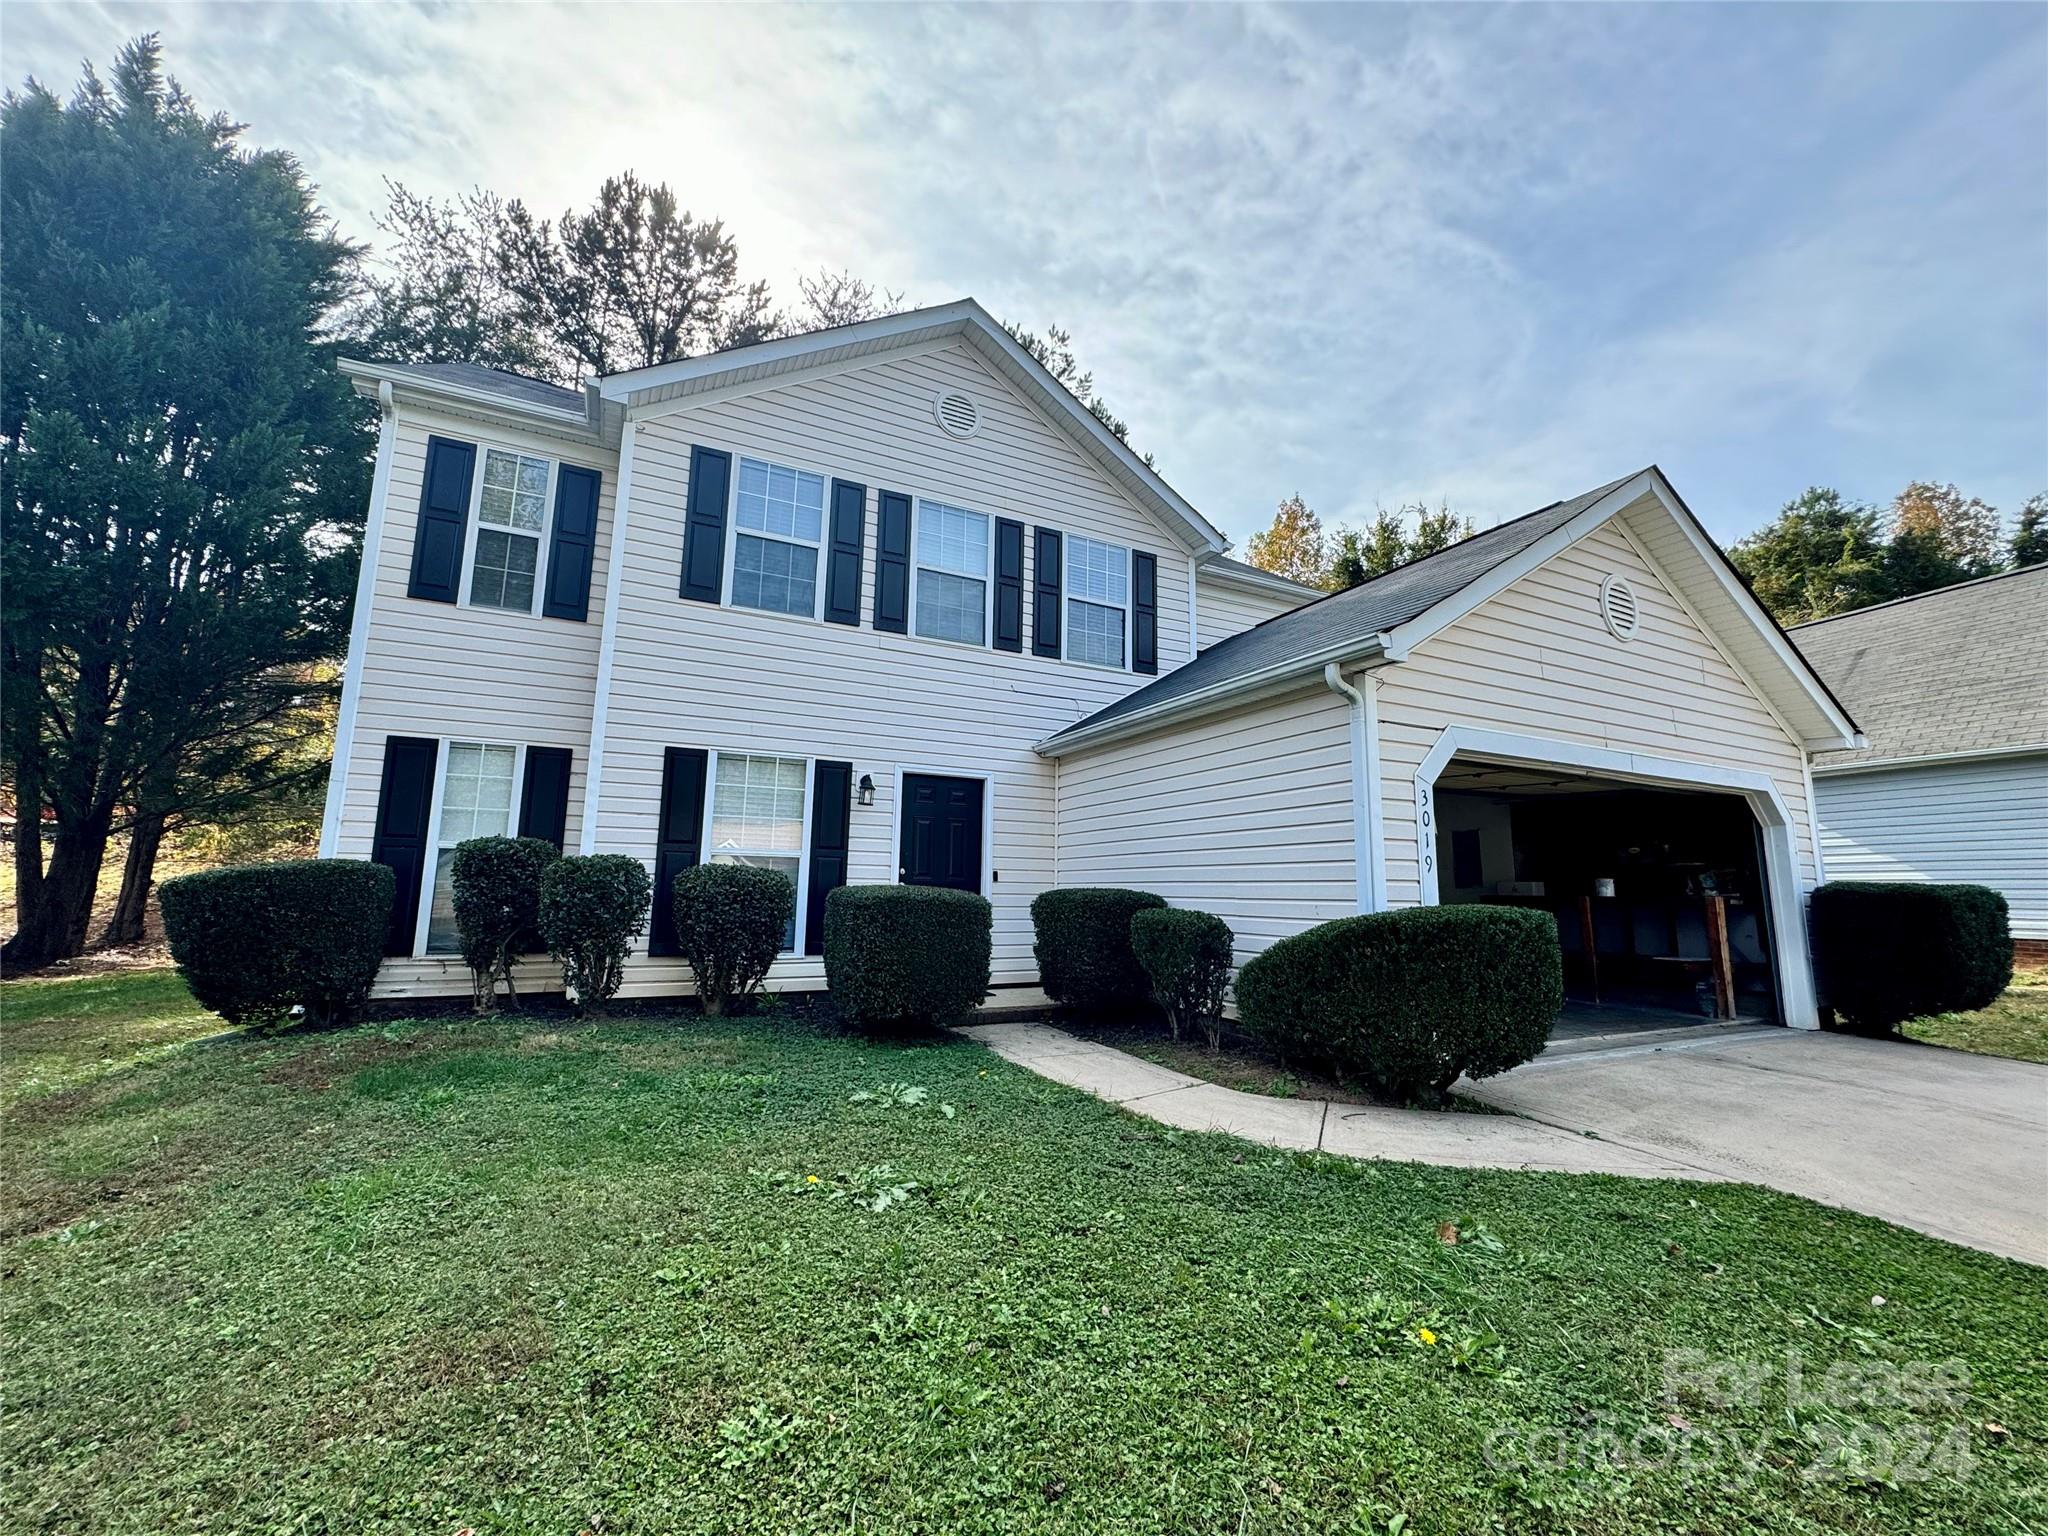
[{"xmin": 899, "ymin": 774, "xmax": 984, "ymax": 892}]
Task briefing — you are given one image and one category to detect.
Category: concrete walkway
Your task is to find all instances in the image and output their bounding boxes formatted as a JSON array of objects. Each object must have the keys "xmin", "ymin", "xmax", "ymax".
[
  {"xmin": 955, "ymin": 1020, "xmax": 1723, "ymax": 1179},
  {"xmin": 958, "ymin": 1020, "xmax": 2048, "ymax": 1264}
]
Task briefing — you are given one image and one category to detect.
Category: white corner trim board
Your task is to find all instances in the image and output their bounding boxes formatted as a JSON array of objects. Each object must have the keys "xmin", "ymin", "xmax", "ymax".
[
  {"xmin": 318, "ymin": 385, "xmax": 398, "ymax": 858},
  {"xmin": 1409, "ymin": 724, "xmax": 1820, "ymax": 1030},
  {"xmin": 578, "ymin": 419, "xmax": 639, "ymax": 853},
  {"xmin": 1322, "ymin": 662, "xmax": 1388, "ymax": 913}
]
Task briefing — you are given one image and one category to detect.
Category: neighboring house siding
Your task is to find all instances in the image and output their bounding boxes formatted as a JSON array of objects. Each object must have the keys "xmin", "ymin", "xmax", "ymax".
[
  {"xmin": 588, "ymin": 342, "xmax": 1196, "ymax": 997},
  {"xmin": 1375, "ymin": 521, "xmax": 1819, "ymax": 906},
  {"xmin": 1814, "ymin": 755, "xmax": 2048, "ymax": 939},
  {"xmin": 1196, "ymin": 577, "xmax": 1306, "ymax": 650},
  {"xmin": 1052, "ymin": 687, "xmax": 1357, "ymax": 967},
  {"xmin": 336, "ymin": 409, "xmax": 618, "ymax": 995}
]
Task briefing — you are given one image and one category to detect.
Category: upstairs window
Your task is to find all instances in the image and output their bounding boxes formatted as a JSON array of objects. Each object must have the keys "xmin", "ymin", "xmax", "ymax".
[
  {"xmin": 423, "ymin": 741, "xmax": 519, "ymax": 954},
  {"xmin": 708, "ymin": 751, "xmax": 808, "ymax": 951},
  {"xmin": 731, "ymin": 458, "xmax": 825, "ymax": 619},
  {"xmin": 469, "ymin": 449, "xmax": 552, "ymax": 612},
  {"xmin": 914, "ymin": 501, "xmax": 991, "ymax": 645},
  {"xmin": 1066, "ymin": 534, "xmax": 1130, "ymax": 668}
]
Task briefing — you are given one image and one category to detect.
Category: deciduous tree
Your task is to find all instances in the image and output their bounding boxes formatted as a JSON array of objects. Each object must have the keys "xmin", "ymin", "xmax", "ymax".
[{"xmin": 1246, "ymin": 495, "xmax": 1327, "ymax": 586}]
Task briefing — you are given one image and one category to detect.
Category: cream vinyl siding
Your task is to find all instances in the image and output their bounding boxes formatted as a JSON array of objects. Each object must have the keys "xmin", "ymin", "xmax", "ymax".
[
  {"xmin": 1196, "ymin": 575, "xmax": 1309, "ymax": 650},
  {"xmin": 336, "ymin": 409, "xmax": 618, "ymax": 998},
  {"xmin": 593, "ymin": 342, "xmax": 1196, "ymax": 996},
  {"xmin": 1814, "ymin": 755, "xmax": 2048, "ymax": 939},
  {"xmin": 1052, "ymin": 686, "xmax": 1358, "ymax": 968},
  {"xmin": 1375, "ymin": 522, "xmax": 1819, "ymax": 906}
]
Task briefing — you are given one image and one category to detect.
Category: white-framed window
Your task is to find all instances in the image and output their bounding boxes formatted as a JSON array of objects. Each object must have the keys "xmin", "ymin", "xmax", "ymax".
[
  {"xmin": 706, "ymin": 751, "xmax": 811, "ymax": 953},
  {"xmin": 421, "ymin": 740, "xmax": 523, "ymax": 955},
  {"xmin": 913, "ymin": 500, "xmax": 992, "ymax": 645},
  {"xmin": 728, "ymin": 457, "xmax": 826, "ymax": 619},
  {"xmin": 1066, "ymin": 534, "xmax": 1130, "ymax": 669},
  {"xmin": 464, "ymin": 447, "xmax": 555, "ymax": 614}
]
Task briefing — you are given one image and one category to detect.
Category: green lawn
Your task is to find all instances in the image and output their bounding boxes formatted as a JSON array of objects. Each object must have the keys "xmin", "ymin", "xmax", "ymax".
[
  {"xmin": 1904, "ymin": 964, "xmax": 2048, "ymax": 1064},
  {"xmin": 3, "ymin": 971, "xmax": 2043, "ymax": 1534}
]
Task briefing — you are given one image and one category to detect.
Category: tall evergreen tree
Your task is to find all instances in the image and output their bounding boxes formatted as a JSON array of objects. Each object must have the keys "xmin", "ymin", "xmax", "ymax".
[
  {"xmin": 2012, "ymin": 494, "xmax": 2048, "ymax": 568},
  {"xmin": 1728, "ymin": 488, "xmax": 1890, "ymax": 624},
  {"xmin": 1, "ymin": 37, "xmax": 368, "ymax": 967},
  {"xmin": 1000, "ymin": 321, "xmax": 1152, "ymax": 466}
]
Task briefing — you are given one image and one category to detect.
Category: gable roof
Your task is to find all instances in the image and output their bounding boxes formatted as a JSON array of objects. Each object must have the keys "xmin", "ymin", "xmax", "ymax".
[
  {"xmin": 1793, "ymin": 563, "xmax": 2048, "ymax": 772},
  {"xmin": 1039, "ymin": 467, "xmax": 1862, "ymax": 756},
  {"xmin": 593, "ymin": 299, "xmax": 1227, "ymax": 554}
]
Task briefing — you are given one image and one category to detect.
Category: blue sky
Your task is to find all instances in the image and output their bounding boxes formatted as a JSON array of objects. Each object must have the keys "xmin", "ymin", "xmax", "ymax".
[{"xmin": 6, "ymin": 3, "xmax": 2043, "ymax": 549}]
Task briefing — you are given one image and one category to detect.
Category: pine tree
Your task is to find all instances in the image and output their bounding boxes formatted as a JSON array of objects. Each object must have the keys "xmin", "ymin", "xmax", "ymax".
[
  {"xmin": 2008, "ymin": 494, "xmax": 2047, "ymax": 568},
  {"xmin": 1729, "ymin": 488, "xmax": 1890, "ymax": 623}
]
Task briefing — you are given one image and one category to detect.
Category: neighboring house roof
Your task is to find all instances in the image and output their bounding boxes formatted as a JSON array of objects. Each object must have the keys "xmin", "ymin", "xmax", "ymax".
[
  {"xmin": 1038, "ymin": 466, "xmax": 1861, "ymax": 756},
  {"xmin": 1793, "ymin": 563, "xmax": 2048, "ymax": 773}
]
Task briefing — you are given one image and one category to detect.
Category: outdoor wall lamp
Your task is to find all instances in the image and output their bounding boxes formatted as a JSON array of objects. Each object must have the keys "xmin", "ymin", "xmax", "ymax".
[{"xmin": 856, "ymin": 774, "xmax": 876, "ymax": 807}]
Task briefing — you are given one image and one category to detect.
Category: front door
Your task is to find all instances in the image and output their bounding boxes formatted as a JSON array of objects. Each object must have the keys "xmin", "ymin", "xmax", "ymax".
[{"xmin": 900, "ymin": 774, "xmax": 985, "ymax": 892}]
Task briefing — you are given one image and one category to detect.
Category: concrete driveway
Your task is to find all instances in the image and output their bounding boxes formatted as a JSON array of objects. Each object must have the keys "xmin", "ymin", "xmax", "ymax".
[{"xmin": 1461, "ymin": 1026, "xmax": 2048, "ymax": 1264}]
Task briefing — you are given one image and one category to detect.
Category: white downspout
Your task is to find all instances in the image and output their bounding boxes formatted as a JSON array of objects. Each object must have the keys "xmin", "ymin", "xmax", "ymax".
[
  {"xmin": 1323, "ymin": 661, "xmax": 1386, "ymax": 912},
  {"xmin": 318, "ymin": 380, "xmax": 397, "ymax": 858}
]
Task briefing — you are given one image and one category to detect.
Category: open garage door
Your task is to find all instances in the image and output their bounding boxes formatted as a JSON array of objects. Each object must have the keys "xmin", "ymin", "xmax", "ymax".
[{"xmin": 1433, "ymin": 758, "xmax": 1781, "ymax": 1026}]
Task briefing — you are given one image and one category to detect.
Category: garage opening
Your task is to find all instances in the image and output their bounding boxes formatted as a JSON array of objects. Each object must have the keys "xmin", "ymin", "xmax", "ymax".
[{"xmin": 1433, "ymin": 758, "xmax": 1781, "ymax": 1028}]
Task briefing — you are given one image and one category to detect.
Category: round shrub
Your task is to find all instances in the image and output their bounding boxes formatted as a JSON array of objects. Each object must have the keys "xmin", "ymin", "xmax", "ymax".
[
  {"xmin": 160, "ymin": 859, "xmax": 394, "ymax": 1028},
  {"xmin": 1811, "ymin": 881, "xmax": 2012, "ymax": 1033},
  {"xmin": 1131, "ymin": 907, "xmax": 1235, "ymax": 1048},
  {"xmin": 1031, "ymin": 887, "xmax": 1167, "ymax": 1010},
  {"xmin": 1235, "ymin": 905, "xmax": 1561, "ymax": 1103},
  {"xmin": 671, "ymin": 862, "xmax": 795, "ymax": 1016},
  {"xmin": 537, "ymin": 854, "xmax": 652, "ymax": 1016},
  {"xmin": 451, "ymin": 835, "xmax": 561, "ymax": 1012},
  {"xmin": 824, "ymin": 884, "xmax": 992, "ymax": 1031}
]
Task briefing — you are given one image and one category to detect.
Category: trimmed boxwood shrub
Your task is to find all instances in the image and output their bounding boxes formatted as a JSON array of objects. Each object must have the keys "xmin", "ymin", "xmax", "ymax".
[
  {"xmin": 1131, "ymin": 907, "xmax": 1234, "ymax": 1048},
  {"xmin": 1235, "ymin": 905, "xmax": 1561, "ymax": 1103},
  {"xmin": 1810, "ymin": 880, "xmax": 2011, "ymax": 1033},
  {"xmin": 160, "ymin": 859, "xmax": 394, "ymax": 1028},
  {"xmin": 671, "ymin": 862, "xmax": 795, "ymax": 1016},
  {"xmin": 824, "ymin": 884, "xmax": 992, "ymax": 1031},
  {"xmin": 538, "ymin": 854, "xmax": 651, "ymax": 1016},
  {"xmin": 451, "ymin": 835, "xmax": 561, "ymax": 1012},
  {"xmin": 1031, "ymin": 887, "xmax": 1167, "ymax": 1010}
]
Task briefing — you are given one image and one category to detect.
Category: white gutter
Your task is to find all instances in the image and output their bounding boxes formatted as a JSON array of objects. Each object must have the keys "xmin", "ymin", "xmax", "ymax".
[
  {"xmin": 338, "ymin": 358, "xmax": 600, "ymax": 435},
  {"xmin": 1323, "ymin": 662, "xmax": 1388, "ymax": 912},
  {"xmin": 1809, "ymin": 741, "xmax": 2046, "ymax": 776},
  {"xmin": 318, "ymin": 381, "xmax": 397, "ymax": 857}
]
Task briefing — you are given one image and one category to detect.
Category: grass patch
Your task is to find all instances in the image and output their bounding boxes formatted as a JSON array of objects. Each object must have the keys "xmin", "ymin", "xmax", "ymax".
[
  {"xmin": 0, "ymin": 968, "xmax": 222, "ymax": 1111},
  {"xmin": 1903, "ymin": 964, "xmax": 2048, "ymax": 1064},
  {"xmin": 1, "ymin": 970, "xmax": 2043, "ymax": 1534}
]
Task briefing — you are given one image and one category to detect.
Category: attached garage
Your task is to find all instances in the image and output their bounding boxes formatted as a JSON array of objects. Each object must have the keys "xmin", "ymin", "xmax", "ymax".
[{"xmin": 1043, "ymin": 468, "xmax": 1862, "ymax": 1029}]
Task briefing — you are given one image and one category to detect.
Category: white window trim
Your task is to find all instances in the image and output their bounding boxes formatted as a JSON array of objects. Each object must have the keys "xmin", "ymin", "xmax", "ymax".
[
  {"xmin": 722, "ymin": 453, "xmax": 830, "ymax": 624},
  {"xmin": 888, "ymin": 765, "xmax": 995, "ymax": 899},
  {"xmin": 458, "ymin": 444, "xmax": 557, "ymax": 617},
  {"xmin": 701, "ymin": 749, "xmax": 816, "ymax": 957},
  {"xmin": 909, "ymin": 497, "xmax": 996, "ymax": 649},
  {"xmin": 414, "ymin": 737, "xmax": 528, "ymax": 958},
  {"xmin": 1064, "ymin": 533, "xmax": 1133, "ymax": 672}
]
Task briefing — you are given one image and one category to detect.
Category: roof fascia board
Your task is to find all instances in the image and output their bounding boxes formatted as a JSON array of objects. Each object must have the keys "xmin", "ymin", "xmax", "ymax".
[
  {"xmin": 1037, "ymin": 637, "xmax": 1389, "ymax": 756},
  {"xmin": 341, "ymin": 358, "xmax": 601, "ymax": 438},
  {"xmin": 596, "ymin": 303, "xmax": 980, "ymax": 401},
  {"xmin": 1810, "ymin": 742, "xmax": 2048, "ymax": 777},
  {"xmin": 620, "ymin": 337, "xmax": 963, "ymax": 422}
]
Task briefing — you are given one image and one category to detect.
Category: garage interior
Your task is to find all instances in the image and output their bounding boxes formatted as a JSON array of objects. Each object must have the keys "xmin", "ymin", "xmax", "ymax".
[{"xmin": 1433, "ymin": 759, "xmax": 1780, "ymax": 1029}]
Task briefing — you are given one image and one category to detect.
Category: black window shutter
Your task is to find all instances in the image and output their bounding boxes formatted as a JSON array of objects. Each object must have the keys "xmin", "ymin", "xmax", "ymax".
[
  {"xmin": 370, "ymin": 736, "xmax": 439, "ymax": 955},
  {"xmin": 1032, "ymin": 528, "xmax": 1063, "ymax": 658},
  {"xmin": 648, "ymin": 747, "xmax": 708, "ymax": 956},
  {"xmin": 408, "ymin": 437, "xmax": 476, "ymax": 603},
  {"xmin": 1133, "ymin": 550, "xmax": 1159, "ymax": 675},
  {"xmin": 993, "ymin": 519, "xmax": 1025, "ymax": 652},
  {"xmin": 874, "ymin": 491, "xmax": 912, "ymax": 633},
  {"xmin": 518, "ymin": 747, "xmax": 574, "ymax": 851},
  {"xmin": 679, "ymin": 447, "xmax": 732, "ymax": 604},
  {"xmin": 805, "ymin": 760, "xmax": 853, "ymax": 956},
  {"xmin": 824, "ymin": 480, "xmax": 866, "ymax": 626},
  {"xmin": 541, "ymin": 466, "xmax": 601, "ymax": 622}
]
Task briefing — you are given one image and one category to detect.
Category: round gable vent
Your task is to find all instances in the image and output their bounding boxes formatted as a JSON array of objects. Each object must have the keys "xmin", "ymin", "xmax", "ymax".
[
  {"xmin": 933, "ymin": 391, "xmax": 981, "ymax": 439},
  {"xmin": 1599, "ymin": 573, "xmax": 1641, "ymax": 641}
]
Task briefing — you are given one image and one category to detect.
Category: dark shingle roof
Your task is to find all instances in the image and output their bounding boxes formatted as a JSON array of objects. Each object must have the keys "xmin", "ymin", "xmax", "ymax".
[
  {"xmin": 1793, "ymin": 564, "xmax": 2048, "ymax": 767},
  {"xmin": 1053, "ymin": 472, "xmax": 1640, "ymax": 742},
  {"xmin": 387, "ymin": 361, "xmax": 586, "ymax": 415}
]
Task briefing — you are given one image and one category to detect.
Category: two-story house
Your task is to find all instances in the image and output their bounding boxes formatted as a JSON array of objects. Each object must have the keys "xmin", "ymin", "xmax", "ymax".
[{"xmin": 323, "ymin": 300, "xmax": 1860, "ymax": 1026}]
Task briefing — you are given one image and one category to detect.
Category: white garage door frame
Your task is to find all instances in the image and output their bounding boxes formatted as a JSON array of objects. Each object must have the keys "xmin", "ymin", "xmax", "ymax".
[{"xmin": 1412, "ymin": 725, "xmax": 1819, "ymax": 1029}]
